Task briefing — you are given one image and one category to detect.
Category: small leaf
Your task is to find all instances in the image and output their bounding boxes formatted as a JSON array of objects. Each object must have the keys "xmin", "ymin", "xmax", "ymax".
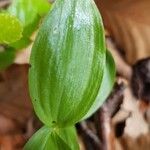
[
  {"xmin": 7, "ymin": 0, "xmax": 51, "ymax": 48},
  {"xmin": 0, "ymin": 13, "xmax": 23, "ymax": 44},
  {"xmin": 82, "ymin": 50, "xmax": 116, "ymax": 119},
  {"xmin": 0, "ymin": 47, "xmax": 15, "ymax": 70},
  {"xmin": 32, "ymin": 0, "xmax": 51, "ymax": 16},
  {"xmin": 8, "ymin": 0, "xmax": 38, "ymax": 28},
  {"xmin": 10, "ymin": 37, "xmax": 31, "ymax": 50},
  {"xmin": 8, "ymin": 0, "xmax": 51, "ymax": 30},
  {"xmin": 24, "ymin": 126, "xmax": 79, "ymax": 150}
]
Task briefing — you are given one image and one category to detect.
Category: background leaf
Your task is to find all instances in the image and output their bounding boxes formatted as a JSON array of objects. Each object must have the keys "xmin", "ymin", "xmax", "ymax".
[
  {"xmin": 8, "ymin": 0, "xmax": 39, "ymax": 28},
  {"xmin": 32, "ymin": 0, "xmax": 51, "ymax": 16},
  {"xmin": 8, "ymin": 0, "xmax": 51, "ymax": 49},
  {"xmin": 82, "ymin": 50, "xmax": 116, "ymax": 119},
  {"xmin": 0, "ymin": 47, "xmax": 15, "ymax": 70},
  {"xmin": 24, "ymin": 126, "xmax": 79, "ymax": 150},
  {"xmin": 0, "ymin": 13, "xmax": 23, "ymax": 44},
  {"xmin": 10, "ymin": 37, "xmax": 31, "ymax": 50}
]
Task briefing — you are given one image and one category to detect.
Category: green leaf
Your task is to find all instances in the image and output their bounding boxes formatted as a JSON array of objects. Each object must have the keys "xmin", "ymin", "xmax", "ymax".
[
  {"xmin": 82, "ymin": 50, "xmax": 116, "ymax": 119},
  {"xmin": 8, "ymin": 0, "xmax": 51, "ymax": 30},
  {"xmin": 29, "ymin": 0, "xmax": 106, "ymax": 127},
  {"xmin": 0, "ymin": 47, "xmax": 15, "ymax": 70},
  {"xmin": 8, "ymin": 0, "xmax": 38, "ymax": 27},
  {"xmin": 7, "ymin": 0, "xmax": 51, "ymax": 48},
  {"xmin": 10, "ymin": 37, "xmax": 31, "ymax": 50},
  {"xmin": 0, "ymin": 13, "xmax": 23, "ymax": 44},
  {"xmin": 32, "ymin": 0, "xmax": 51, "ymax": 16},
  {"xmin": 24, "ymin": 126, "xmax": 79, "ymax": 150},
  {"xmin": 8, "ymin": 0, "xmax": 39, "ymax": 39}
]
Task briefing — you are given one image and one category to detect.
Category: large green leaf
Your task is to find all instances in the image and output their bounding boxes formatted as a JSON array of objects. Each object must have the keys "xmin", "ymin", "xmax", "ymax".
[
  {"xmin": 29, "ymin": 0, "xmax": 106, "ymax": 127},
  {"xmin": 0, "ymin": 47, "xmax": 15, "ymax": 70},
  {"xmin": 24, "ymin": 126, "xmax": 79, "ymax": 150},
  {"xmin": 0, "ymin": 13, "xmax": 23, "ymax": 44},
  {"xmin": 82, "ymin": 50, "xmax": 116, "ymax": 119}
]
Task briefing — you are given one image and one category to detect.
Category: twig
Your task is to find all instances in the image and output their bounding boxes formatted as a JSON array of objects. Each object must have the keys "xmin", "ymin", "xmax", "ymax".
[
  {"xmin": 24, "ymin": 117, "xmax": 35, "ymax": 139},
  {"xmin": 95, "ymin": 83, "xmax": 125, "ymax": 150},
  {"xmin": 80, "ymin": 121, "xmax": 102, "ymax": 148},
  {"xmin": 102, "ymin": 83, "xmax": 125, "ymax": 117},
  {"xmin": 106, "ymin": 38, "xmax": 132, "ymax": 80}
]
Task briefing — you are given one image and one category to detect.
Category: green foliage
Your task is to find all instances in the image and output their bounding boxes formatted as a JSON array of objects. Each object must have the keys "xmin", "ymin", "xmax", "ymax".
[
  {"xmin": 0, "ymin": 47, "xmax": 15, "ymax": 70},
  {"xmin": 8, "ymin": 0, "xmax": 38, "ymax": 28},
  {"xmin": 0, "ymin": 13, "xmax": 22, "ymax": 70},
  {"xmin": 83, "ymin": 51, "xmax": 116, "ymax": 119},
  {"xmin": 29, "ymin": 0, "xmax": 106, "ymax": 128},
  {"xmin": 8, "ymin": 0, "xmax": 51, "ymax": 27},
  {"xmin": 26, "ymin": 0, "xmax": 115, "ymax": 149},
  {"xmin": 0, "ymin": 0, "xmax": 51, "ymax": 71},
  {"xmin": 8, "ymin": 0, "xmax": 51, "ymax": 49},
  {"xmin": 32, "ymin": 0, "xmax": 51, "ymax": 16},
  {"xmin": 10, "ymin": 37, "xmax": 31, "ymax": 50},
  {"xmin": 24, "ymin": 126, "xmax": 79, "ymax": 150},
  {"xmin": 0, "ymin": 13, "xmax": 23, "ymax": 44}
]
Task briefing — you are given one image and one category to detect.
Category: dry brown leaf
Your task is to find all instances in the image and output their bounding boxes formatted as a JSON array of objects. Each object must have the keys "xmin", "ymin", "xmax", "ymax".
[
  {"xmin": 119, "ymin": 134, "xmax": 150, "ymax": 150},
  {"xmin": 0, "ymin": 134, "xmax": 25, "ymax": 150},
  {"xmin": 96, "ymin": 0, "xmax": 150, "ymax": 64},
  {"xmin": 0, "ymin": 65, "xmax": 32, "ymax": 135}
]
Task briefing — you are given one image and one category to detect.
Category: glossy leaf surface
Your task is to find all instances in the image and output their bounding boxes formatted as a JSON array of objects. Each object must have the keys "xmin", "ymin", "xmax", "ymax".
[
  {"xmin": 0, "ymin": 13, "xmax": 23, "ymax": 44},
  {"xmin": 29, "ymin": 0, "xmax": 106, "ymax": 127},
  {"xmin": 83, "ymin": 50, "xmax": 116, "ymax": 119},
  {"xmin": 24, "ymin": 126, "xmax": 79, "ymax": 150}
]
